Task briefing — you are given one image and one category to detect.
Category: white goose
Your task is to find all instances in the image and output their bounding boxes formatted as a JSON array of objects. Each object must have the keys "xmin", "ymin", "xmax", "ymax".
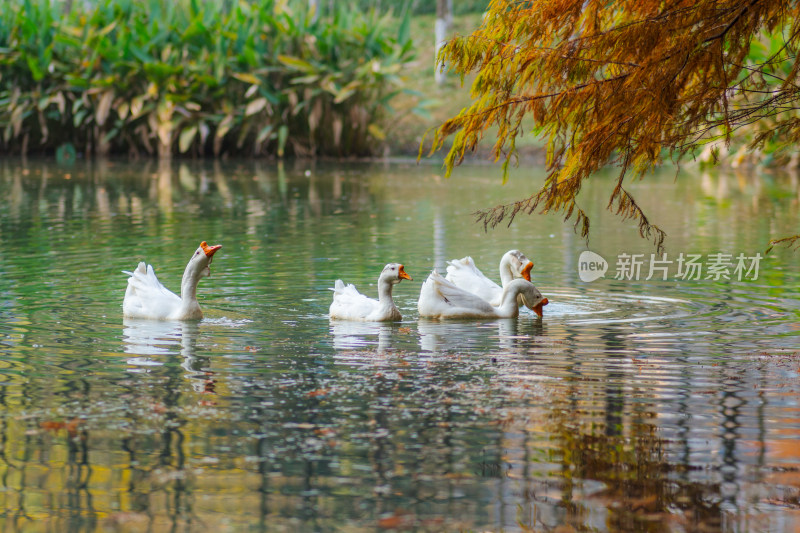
[
  {"xmin": 418, "ymin": 270, "xmax": 548, "ymax": 319},
  {"xmin": 122, "ymin": 241, "xmax": 222, "ymax": 320},
  {"xmin": 329, "ymin": 263, "xmax": 412, "ymax": 321},
  {"xmin": 445, "ymin": 250, "xmax": 534, "ymax": 306}
]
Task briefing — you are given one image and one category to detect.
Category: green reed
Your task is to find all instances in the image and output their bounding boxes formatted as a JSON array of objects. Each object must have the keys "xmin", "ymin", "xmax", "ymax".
[{"xmin": 0, "ymin": 0, "xmax": 414, "ymax": 158}]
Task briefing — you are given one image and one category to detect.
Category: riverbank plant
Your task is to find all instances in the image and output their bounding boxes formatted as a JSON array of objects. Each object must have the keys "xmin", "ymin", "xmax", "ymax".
[{"xmin": 0, "ymin": 0, "xmax": 414, "ymax": 159}]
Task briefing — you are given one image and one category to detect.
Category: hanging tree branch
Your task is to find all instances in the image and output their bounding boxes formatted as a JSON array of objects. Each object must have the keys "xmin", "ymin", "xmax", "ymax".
[{"xmin": 429, "ymin": 0, "xmax": 800, "ymax": 252}]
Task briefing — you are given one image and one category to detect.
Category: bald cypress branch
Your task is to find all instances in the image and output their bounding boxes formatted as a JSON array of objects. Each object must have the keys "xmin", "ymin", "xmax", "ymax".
[{"xmin": 431, "ymin": 0, "xmax": 800, "ymax": 250}]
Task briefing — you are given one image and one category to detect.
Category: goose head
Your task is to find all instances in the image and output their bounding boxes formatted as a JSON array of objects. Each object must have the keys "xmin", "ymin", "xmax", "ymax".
[
  {"xmin": 187, "ymin": 241, "xmax": 222, "ymax": 280},
  {"xmin": 507, "ymin": 250, "xmax": 535, "ymax": 281},
  {"xmin": 380, "ymin": 263, "xmax": 413, "ymax": 285},
  {"xmin": 518, "ymin": 281, "xmax": 549, "ymax": 318}
]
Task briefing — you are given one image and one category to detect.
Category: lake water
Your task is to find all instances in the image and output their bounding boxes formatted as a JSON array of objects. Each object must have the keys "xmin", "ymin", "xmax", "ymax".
[{"xmin": 0, "ymin": 158, "xmax": 798, "ymax": 532}]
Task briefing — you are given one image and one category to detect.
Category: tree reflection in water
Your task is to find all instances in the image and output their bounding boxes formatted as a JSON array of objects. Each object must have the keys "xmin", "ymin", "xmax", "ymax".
[{"xmin": 0, "ymin": 160, "xmax": 799, "ymax": 530}]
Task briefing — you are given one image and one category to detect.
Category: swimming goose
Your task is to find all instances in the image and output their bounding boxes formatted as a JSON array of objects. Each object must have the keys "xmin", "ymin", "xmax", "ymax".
[
  {"xmin": 418, "ymin": 270, "xmax": 548, "ymax": 319},
  {"xmin": 445, "ymin": 250, "xmax": 534, "ymax": 306},
  {"xmin": 329, "ymin": 263, "xmax": 412, "ymax": 321},
  {"xmin": 122, "ymin": 241, "xmax": 222, "ymax": 320}
]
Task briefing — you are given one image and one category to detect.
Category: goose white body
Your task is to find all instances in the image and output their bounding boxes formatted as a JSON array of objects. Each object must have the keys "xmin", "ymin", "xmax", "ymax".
[
  {"xmin": 122, "ymin": 241, "xmax": 221, "ymax": 321},
  {"xmin": 445, "ymin": 250, "xmax": 534, "ymax": 306},
  {"xmin": 418, "ymin": 270, "xmax": 547, "ymax": 319},
  {"xmin": 329, "ymin": 263, "xmax": 411, "ymax": 322}
]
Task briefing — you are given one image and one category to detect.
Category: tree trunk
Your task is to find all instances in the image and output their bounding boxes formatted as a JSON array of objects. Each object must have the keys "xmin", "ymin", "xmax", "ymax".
[{"xmin": 435, "ymin": 0, "xmax": 450, "ymax": 85}]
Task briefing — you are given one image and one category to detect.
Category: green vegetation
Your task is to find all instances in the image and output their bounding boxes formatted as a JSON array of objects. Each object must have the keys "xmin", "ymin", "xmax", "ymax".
[
  {"xmin": 0, "ymin": 0, "xmax": 414, "ymax": 159},
  {"xmin": 698, "ymin": 26, "xmax": 800, "ymax": 169},
  {"xmin": 353, "ymin": 0, "xmax": 488, "ymax": 16},
  {"xmin": 383, "ymin": 10, "xmax": 545, "ymax": 159}
]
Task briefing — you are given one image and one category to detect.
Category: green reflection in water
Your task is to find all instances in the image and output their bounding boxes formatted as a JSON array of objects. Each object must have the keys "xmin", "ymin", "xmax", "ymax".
[{"xmin": 0, "ymin": 158, "xmax": 799, "ymax": 531}]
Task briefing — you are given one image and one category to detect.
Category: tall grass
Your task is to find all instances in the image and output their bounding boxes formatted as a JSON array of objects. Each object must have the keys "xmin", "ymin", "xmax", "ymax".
[
  {"xmin": 352, "ymin": 0, "xmax": 490, "ymax": 16},
  {"xmin": 0, "ymin": 0, "xmax": 414, "ymax": 158}
]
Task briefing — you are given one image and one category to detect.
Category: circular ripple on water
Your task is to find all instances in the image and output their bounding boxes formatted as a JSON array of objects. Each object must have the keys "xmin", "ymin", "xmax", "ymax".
[
  {"xmin": 536, "ymin": 284, "xmax": 798, "ymax": 353},
  {"xmin": 540, "ymin": 288, "xmax": 695, "ymax": 325}
]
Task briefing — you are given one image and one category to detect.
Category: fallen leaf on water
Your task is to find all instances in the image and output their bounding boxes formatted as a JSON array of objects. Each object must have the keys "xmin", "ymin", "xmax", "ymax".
[
  {"xmin": 626, "ymin": 493, "xmax": 660, "ymax": 512},
  {"xmin": 104, "ymin": 512, "xmax": 149, "ymax": 528},
  {"xmin": 378, "ymin": 509, "xmax": 414, "ymax": 529},
  {"xmin": 40, "ymin": 418, "xmax": 82, "ymax": 437},
  {"xmin": 40, "ymin": 421, "xmax": 65, "ymax": 432}
]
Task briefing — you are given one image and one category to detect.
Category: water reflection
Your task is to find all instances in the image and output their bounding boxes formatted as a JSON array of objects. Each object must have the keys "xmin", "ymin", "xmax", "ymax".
[
  {"xmin": 1, "ymin": 159, "xmax": 800, "ymax": 531},
  {"xmin": 329, "ymin": 320, "xmax": 398, "ymax": 352},
  {"xmin": 0, "ymin": 158, "xmax": 394, "ymax": 244},
  {"xmin": 122, "ymin": 318, "xmax": 215, "ymax": 395},
  {"xmin": 116, "ymin": 319, "xmax": 207, "ymax": 531},
  {"xmin": 417, "ymin": 318, "xmax": 546, "ymax": 355}
]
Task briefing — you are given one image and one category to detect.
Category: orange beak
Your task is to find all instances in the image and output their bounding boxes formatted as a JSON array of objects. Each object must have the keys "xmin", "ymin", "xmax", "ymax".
[
  {"xmin": 532, "ymin": 297, "xmax": 549, "ymax": 318},
  {"xmin": 521, "ymin": 261, "xmax": 534, "ymax": 282},
  {"xmin": 398, "ymin": 265, "xmax": 412, "ymax": 281},
  {"xmin": 200, "ymin": 241, "xmax": 222, "ymax": 258}
]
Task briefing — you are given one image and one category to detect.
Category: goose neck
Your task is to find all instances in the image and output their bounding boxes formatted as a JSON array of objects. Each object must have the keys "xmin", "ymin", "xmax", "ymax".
[
  {"xmin": 498, "ymin": 254, "xmax": 515, "ymax": 287},
  {"xmin": 180, "ymin": 264, "xmax": 201, "ymax": 304},
  {"xmin": 377, "ymin": 276, "xmax": 395, "ymax": 305},
  {"xmin": 496, "ymin": 280, "xmax": 524, "ymax": 318}
]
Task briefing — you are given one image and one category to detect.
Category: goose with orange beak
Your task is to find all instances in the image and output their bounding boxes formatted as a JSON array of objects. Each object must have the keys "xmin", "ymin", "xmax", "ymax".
[
  {"xmin": 329, "ymin": 263, "xmax": 412, "ymax": 321},
  {"xmin": 418, "ymin": 270, "xmax": 547, "ymax": 320},
  {"xmin": 445, "ymin": 250, "xmax": 537, "ymax": 307},
  {"xmin": 123, "ymin": 241, "xmax": 222, "ymax": 320}
]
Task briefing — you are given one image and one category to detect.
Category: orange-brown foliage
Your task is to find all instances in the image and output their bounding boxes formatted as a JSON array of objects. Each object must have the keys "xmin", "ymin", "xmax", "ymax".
[{"xmin": 431, "ymin": 0, "xmax": 800, "ymax": 251}]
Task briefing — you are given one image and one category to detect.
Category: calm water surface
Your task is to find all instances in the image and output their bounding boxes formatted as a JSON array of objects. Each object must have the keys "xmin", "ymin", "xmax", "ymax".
[{"xmin": 0, "ymin": 158, "xmax": 799, "ymax": 532}]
